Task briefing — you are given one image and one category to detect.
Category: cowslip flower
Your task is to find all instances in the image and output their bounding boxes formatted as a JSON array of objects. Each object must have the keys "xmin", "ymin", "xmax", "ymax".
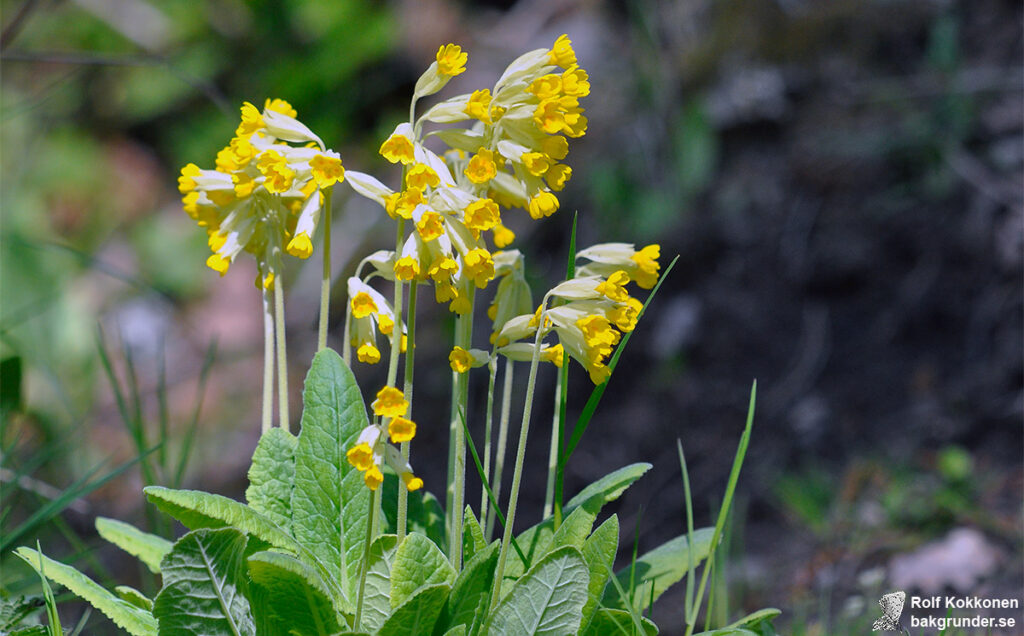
[
  {"xmin": 576, "ymin": 243, "xmax": 662, "ymax": 289},
  {"xmin": 346, "ymin": 415, "xmax": 423, "ymax": 492}
]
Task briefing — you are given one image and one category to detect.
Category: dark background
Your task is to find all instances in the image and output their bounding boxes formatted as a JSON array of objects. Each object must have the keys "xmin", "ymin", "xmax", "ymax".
[{"xmin": 2, "ymin": 0, "xmax": 1021, "ymax": 633}]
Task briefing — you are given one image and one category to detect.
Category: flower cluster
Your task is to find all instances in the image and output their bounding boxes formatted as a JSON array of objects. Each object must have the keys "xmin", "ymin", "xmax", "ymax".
[
  {"xmin": 178, "ymin": 99, "xmax": 344, "ymax": 286},
  {"xmin": 346, "ymin": 387, "xmax": 423, "ymax": 491},
  {"xmin": 343, "ymin": 35, "xmax": 588, "ymax": 320},
  {"xmin": 494, "ymin": 243, "xmax": 660, "ymax": 384},
  {"xmin": 347, "ymin": 275, "xmax": 406, "ymax": 365}
]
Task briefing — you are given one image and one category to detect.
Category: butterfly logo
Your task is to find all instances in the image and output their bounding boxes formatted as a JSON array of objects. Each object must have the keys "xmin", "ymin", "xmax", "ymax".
[{"xmin": 872, "ymin": 590, "xmax": 909, "ymax": 634}]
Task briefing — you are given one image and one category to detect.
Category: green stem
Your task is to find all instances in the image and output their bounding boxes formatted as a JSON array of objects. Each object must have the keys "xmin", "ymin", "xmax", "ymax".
[
  {"xmin": 448, "ymin": 290, "xmax": 474, "ymax": 570},
  {"xmin": 397, "ymin": 282, "xmax": 417, "ymax": 543},
  {"xmin": 485, "ymin": 358, "xmax": 514, "ymax": 540},
  {"xmin": 353, "ymin": 491, "xmax": 376, "ymax": 632},
  {"xmin": 317, "ymin": 188, "xmax": 333, "ymax": 352},
  {"xmin": 489, "ymin": 297, "xmax": 549, "ymax": 611},
  {"xmin": 543, "ymin": 371, "xmax": 561, "ymax": 519},
  {"xmin": 385, "ymin": 220, "xmax": 406, "ymax": 388},
  {"xmin": 479, "ymin": 356, "xmax": 497, "ymax": 518},
  {"xmin": 273, "ymin": 272, "xmax": 289, "ymax": 432},
  {"xmin": 342, "ymin": 290, "xmax": 352, "ymax": 367},
  {"xmin": 261, "ymin": 287, "xmax": 273, "ymax": 434},
  {"xmin": 552, "ymin": 349, "xmax": 570, "ymax": 527}
]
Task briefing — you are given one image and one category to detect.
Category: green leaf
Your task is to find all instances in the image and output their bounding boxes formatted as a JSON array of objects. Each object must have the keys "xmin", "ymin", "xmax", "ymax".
[
  {"xmin": 691, "ymin": 630, "xmax": 758, "ymax": 636},
  {"xmin": 442, "ymin": 626, "xmax": 467, "ymax": 636},
  {"xmin": 441, "ymin": 542, "xmax": 498, "ymax": 634},
  {"xmin": 153, "ymin": 527, "xmax": 255, "ymax": 635},
  {"xmin": 390, "ymin": 533, "xmax": 455, "ymax": 609},
  {"xmin": 0, "ymin": 595, "xmax": 45, "ymax": 630},
  {"xmin": 290, "ymin": 348, "xmax": 372, "ymax": 602},
  {"xmin": 1, "ymin": 356, "xmax": 22, "ymax": 413},
  {"xmin": 582, "ymin": 608, "xmax": 659, "ymax": 635},
  {"xmin": 14, "ymin": 547, "xmax": 157, "ymax": 636},
  {"xmin": 548, "ymin": 505, "xmax": 596, "ymax": 551},
  {"xmin": 725, "ymin": 608, "xmax": 780, "ymax": 635},
  {"xmin": 144, "ymin": 486, "xmax": 297, "ymax": 553},
  {"xmin": 247, "ymin": 550, "xmax": 342, "ymax": 635},
  {"xmin": 361, "ymin": 534, "xmax": 399, "ymax": 632},
  {"xmin": 245, "ymin": 427, "xmax": 298, "ymax": 534},
  {"xmin": 376, "ymin": 583, "xmax": 449, "ymax": 636},
  {"xmin": 9, "ymin": 627, "xmax": 48, "ymax": 636},
  {"xmin": 485, "ymin": 546, "xmax": 589, "ymax": 636},
  {"xmin": 114, "ymin": 586, "xmax": 153, "ymax": 612},
  {"xmin": 462, "ymin": 506, "xmax": 486, "ymax": 564},
  {"xmin": 580, "ymin": 515, "xmax": 619, "ymax": 631},
  {"xmin": 564, "ymin": 463, "xmax": 652, "ymax": 513},
  {"xmin": 380, "ymin": 473, "xmax": 447, "ymax": 553},
  {"xmin": 602, "ymin": 528, "xmax": 715, "ymax": 612},
  {"xmin": 95, "ymin": 517, "xmax": 173, "ymax": 574}
]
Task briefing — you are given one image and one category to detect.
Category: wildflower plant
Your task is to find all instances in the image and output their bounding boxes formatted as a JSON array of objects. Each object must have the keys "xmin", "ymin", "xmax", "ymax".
[{"xmin": 15, "ymin": 37, "xmax": 777, "ymax": 636}]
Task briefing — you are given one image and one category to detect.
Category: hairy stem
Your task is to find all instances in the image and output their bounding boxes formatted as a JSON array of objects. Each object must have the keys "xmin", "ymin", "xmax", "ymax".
[
  {"xmin": 480, "ymin": 356, "xmax": 497, "ymax": 518},
  {"xmin": 317, "ymin": 188, "xmax": 333, "ymax": 352},
  {"xmin": 485, "ymin": 358, "xmax": 514, "ymax": 540},
  {"xmin": 273, "ymin": 273, "xmax": 289, "ymax": 431},
  {"xmin": 397, "ymin": 282, "xmax": 417, "ymax": 542},
  {"xmin": 261, "ymin": 287, "xmax": 274, "ymax": 433}
]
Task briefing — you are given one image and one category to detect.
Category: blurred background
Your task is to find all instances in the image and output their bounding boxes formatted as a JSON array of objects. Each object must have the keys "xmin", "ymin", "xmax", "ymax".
[{"xmin": 1, "ymin": 0, "xmax": 1021, "ymax": 633}]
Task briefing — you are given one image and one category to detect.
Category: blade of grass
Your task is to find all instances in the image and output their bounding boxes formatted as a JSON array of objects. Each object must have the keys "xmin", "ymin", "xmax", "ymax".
[
  {"xmin": 683, "ymin": 380, "xmax": 756, "ymax": 636},
  {"xmin": 458, "ymin": 407, "xmax": 528, "ymax": 569},
  {"xmin": 677, "ymin": 439, "xmax": 696, "ymax": 624},
  {"xmin": 560, "ymin": 255, "xmax": 679, "ymax": 467},
  {"xmin": 551, "ymin": 212, "xmax": 576, "ymax": 528},
  {"xmin": 69, "ymin": 607, "xmax": 93, "ymax": 636},
  {"xmin": 606, "ymin": 567, "xmax": 651, "ymax": 636},
  {"xmin": 0, "ymin": 447, "xmax": 156, "ymax": 553},
  {"xmin": 628, "ymin": 506, "xmax": 643, "ymax": 609},
  {"xmin": 36, "ymin": 541, "xmax": 63, "ymax": 636},
  {"xmin": 173, "ymin": 339, "xmax": 217, "ymax": 488},
  {"xmin": 156, "ymin": 338, "xmax": 169, "ymax": 478}
]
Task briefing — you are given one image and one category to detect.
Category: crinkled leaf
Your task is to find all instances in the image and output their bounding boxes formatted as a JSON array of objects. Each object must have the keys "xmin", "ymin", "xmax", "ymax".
[
  {"xmin": 485, "ymin": 546, "xmax": 589, "ymax": 636},
  {"xmin": 582, "ymin": 608, "xmax": 658, "ymax": 635},
  {"xmin": 153, "ymin": 528, "xmax": 254, "ymax": 635},
  {"xmin": 247, "ymin": 550, "xmax": 341, "ymax": 635},
  {"xmin": 245, "ymin": 427, "xmax": 297, "ymax": 533},
  {"xmin": 581, "ymin": 515, "xmax": 619, "ymax": 631},
  {"xmin": 390, "ymin": 533, "xmax": 455, "ymax": 609},
  {"xmin": 95, "ymin": 517, "xmax": 173, "ymax": 574},
  {"xmin": 462, "ymin": 506, "xmax": 486, "ymax": 564},
  {"xmin": 13, "ymin": 547, "xmax": 157, "ymax": 636},
  {"xmin": 114, "ymin": 586, "xmax": 153, "ymax": 612},
  {"xmin": 377, "ymin": 583, "xmax": 449, "ymax": 636},
  {"xmin": 380, "ymin": 473, "xmax": 447, "ymax": 553},
  {"xmin": 602, "ymin": 528, "xmax": 715, "ymax": 612},
  {"xmin": 291, "ymin": 348, "xmax": 372, "ymax": 603},
  {"xmin": 361, "ymin": 534, "xmax": 398, "ymax": 632},
  {"xmin": 0, "ymin": 594, "xmax": 45, "ymax": 629},
  {"xmin": 442, "ymin": 542, "xmax": 497, "ymax": 634}
]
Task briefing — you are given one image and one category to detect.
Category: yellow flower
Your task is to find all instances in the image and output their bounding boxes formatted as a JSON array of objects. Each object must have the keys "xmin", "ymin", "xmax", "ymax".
[
  {"xmin": 401, "ymin": 472, "xmax": 424, "ymax": 492},
  {"xmin": 527, "ymin": 74, "xmax": 562, "ymax": 100},
  {"xmin": 372, "ymin": 386, "xmax": 408, "ymax": 419},
  {"xmin": 527, "ymin": 191, "xmax": 559, "ymax": 219},
  {"xmin": 416, "ymin": 210, "xmax": 445, "ymax": 241},
  {"xmin": 464, "ymin": 198, "xmax": 501, "ymax": 232},
  {"xmin": 385, "ymin": 188, "xmax": 424, "ymax": 219},
  {"xmin": 178, "ymin": 164, "xmax": 201, "ymax": 193},
  {"xmin": 235, "ymin": 101, "xmax": 264, "ymax": 137},
  {"xmin": 357, "ymin": 343, "xmax": 381, "ymax": 364},
  {"xmin": 287, "ymin": 232, "xmax": 314, "ymax": 259},
  {"xmin": 310, "ymin": 153, "xmax": 345, "ymax": 188},
  {"xmin": 521, "ymin": 152, "xmax": 551, "ymax": 177},
  {"xmin": 561, "ymin": 65, "xmax": 590, "ymax": 97},
  {"xmin": 436, "ymin": 43, "xmax": 468, "ymax": 76},
  {"xmin": 380, "ymin": 123, "xmax": 416, "ymax": 165},
  {"xmin": 393, "ymin": 255, "xmax": 421, "ymax": 281},
  {"xmin": 388, "ymin": 417, "xmax": 416, "ymax": 443},
  {"xmin": 465, "ymin": 89, "xmax": 493, "ymax": 123},
  {"xmin": 465, "ymin": 148, "xmax": 497, "ymax": 184},
  {"xmin": 462, "ymin": 248, "xmax": 495, "ymax": 288},
  {"xmin": 264, "ymin": 98, "xmax": 297, "ymax": 118},
  {"xmin": 493, "ymin": 223, "xmax": 515, "ymax": 248},
  {"xmin": 351, "ymin": 292, "xmax": 378, "ymax": 319},
  {"xmin": 364, "ymin": 465, "xmax": 384, "ymax": 490},
  {"xmin": 449, "ymin": 346, "xmax": 473, "ymax": 373},
  {"xmin": 257, "ymin": 149, "xmax": 296, "ymax": 193},
  {"xmin": 541, "ymin": 343, "xmax": 564, "ymax": 367},
  {"xmin": 346, "ymin": 443, "xmax": 376, "ymax": 472},
  {"xmin": 406, "ymin": 163, "xmax": 440, "ymax": 190},
  {"xmin": 630, "ymin": 244, "xmax": 661, "ymax": 289},
  {"xmin": 549, "ymin": 34, "xmax": 577, "ymax": 67},
  {"xmin": 595, "ymin": 270, "xmax": 631, "ymax": 302},
  {"xmin": 545, "ymin": 164, "xmax": 572, "ymax": 191}
]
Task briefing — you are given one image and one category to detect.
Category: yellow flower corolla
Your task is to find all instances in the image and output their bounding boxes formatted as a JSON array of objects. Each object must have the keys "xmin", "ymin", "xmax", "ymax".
[
  {"xmin": 206, "ymin": 254, "xmax": 231, "ymax": 276},
  {"xmin": 561, "ymin": 65, "xmax": 590, "ymax": 97},
  {"xmin": 449, "ymin": 346, "xmax": 473, "ymax": 373},
  {"xmin": 351, "ymin": 292, "xmax": 378, "ymax": 319},
  {"xmin": 576, "ymin": 314, "xmax": 620, "ymax": 348},
  {"xmin": 178, "ymin": 164, "xmax": 201, "ymax": 193},
  {"xmin": 372, "ymin": 386, "xmax": 408, "ymax": 419},
  {"xmin": 385, "ymin": 188, "xmax": 424, "ymax": 219},
  {"xmin": 429, "ymin": 256, "xmax": 459, "ymax": 283},
  {"xmin": 521, "ymin": 152, "xmax": 551, "ymax": 177},
  {"xmin": 232, "ymin": 172, "xmax": 256, "ymax": 197},
  {"xmin": 377, "ymin": 314, "xmax": 394, "ymax": 335},
  {"xmin": 465, "ymin": 148, "xmax": 498, "ymax": 184},
  {"xmin": 534, "ymin": 96, "xmax": 586, "ymax": 136},
  {"xmin": 263, "ymin": 98, "xmax": 297, "ymax": 118},
  {"xmin": 310, "ymin": 154, "xmax": 345, "ymax": 188},
  {"xmin": 541, "ymin": 343, "xmax": 564, "ymax": 367},
  {"xmin": 357, "ymin": 343, "xmax": 381, "ymax": 364},
  {"xmin": 346, "ymin": 443, "xmax": 375, "ymax": 472},
  {"xmin": 463, "ymin": 248, "xmax": 495, "ymax": 288},
  {"xmin": 527, "ymin": 74, "xmax": 562, "ymax": 100},
  {"xmin": 406, "ymin": 163, "xmax": 440, "ymax": 190},
  {"xmin": 256, "ymin": 149, "xmax": 296, "ymax": 193},
  {"xmin": 287, "ymin": 232, "xmax": 314, "ymax": 259},
  {"xmin": 236, "ymin": 102, "xmax": 264, "ymax": 137},
  {"xmin": 416, "ymin": 211, "xmax": 445, "ymax": 241},
  {"xmin": 393, "ymin": 255, "xmax": 421, "ymax": 281},
  {"xmin": 388, "ymin": 417, "xmax": 416, "ymax": 443},
  {"xmin": 527, "ymin": 191, "xmax": 559, "ymax": 219},
  {"xmin": 401, "ymin": 472, "xmax": 424, "ymax": 492},
  {"xmin": 436, "ymin": 43, "xmax": 468, "ymax": 76},
  {"xmin": 595, "ymin": 270, "xmax": 631, "ymax": 302},
  {"xmin": 364, "ymin": 465, "xmax": 384, "ymax": 490},
  {"xmin": 549, "ymin": 34, "xmax": 577, "ymax": 67},
  {"xmin": 631, "ymin": 244, "xmax": 661, "ymax": 289},
  {"xmin": 607, "ymin": 297, "xmax": 643, "ymax": 332},
  {"xmin": 545, "ymin": 164, "xmax": 572, "ymax": 191},
  {"xmin": 464, "ymin": 198, "xmax": 501, "ymax": 232},
  {"xmin": 493, "ymin": 223, "xmax": 515, "ymax": 248},
  {"xmin": 380, "ymin": 131, "xmax": 415, "ymax": 165},
  {"xmin": 541, "ymin": 136, "xmax": 569, "ymax": 161},
  {"xmin": 465, "ymin": 89, "xmax": 493, "ymax": 122}
]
